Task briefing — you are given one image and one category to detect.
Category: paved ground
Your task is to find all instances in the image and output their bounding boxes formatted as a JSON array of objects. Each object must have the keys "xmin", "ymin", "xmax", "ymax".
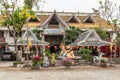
[{"xmin": 0, "ymin": 61, "xmax": 120, "ymax": 80}]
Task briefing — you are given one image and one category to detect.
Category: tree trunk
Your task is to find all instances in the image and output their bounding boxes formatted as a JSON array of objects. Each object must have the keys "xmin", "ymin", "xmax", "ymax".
[
  {"xmin": 114, "ymin": 24, "xmax": 118, "ymax": 58},
  {"xmin": 14, "ymin": 38, "xmax": 19, "ymax": 60}
]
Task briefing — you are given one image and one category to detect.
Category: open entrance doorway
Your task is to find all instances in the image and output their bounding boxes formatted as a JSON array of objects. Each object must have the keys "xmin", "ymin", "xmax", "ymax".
[
  {"xmin": 50, "ymin": 46, "xmax": 55, "ymax": 53},
  {"xmin": 49, "ymin": 45, "xmax": 60, "ymax": 54},
  {"xmin": 91, "ymin": 46, "xmax": 98, "ymax": 56}
]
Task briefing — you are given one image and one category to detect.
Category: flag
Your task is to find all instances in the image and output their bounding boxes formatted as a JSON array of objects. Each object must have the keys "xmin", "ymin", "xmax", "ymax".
[
  {"xmin": 28, "ymin": 38, "xmax": 32, "ymax": 50},
  {"xmin": 110, "ymin": 42, "xmax": 113, "ymax": 51}
]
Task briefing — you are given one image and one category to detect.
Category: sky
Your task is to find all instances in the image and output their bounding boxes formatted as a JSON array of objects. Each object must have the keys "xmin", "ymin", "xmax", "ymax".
[{"xmin": 39, "ymin": 0, "xmax": 120, "ymax": 12}]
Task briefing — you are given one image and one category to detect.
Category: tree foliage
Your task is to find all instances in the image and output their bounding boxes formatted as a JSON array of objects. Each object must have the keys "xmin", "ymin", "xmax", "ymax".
[
  {"xmin": 94, "ymin": 27, "xmax": 109, "ymax": 40},
  {"xmin": 94, "ymin": 0, "xmax": 120, "ymax": 59},
  {"xmin": 24, "ymin": 0, "xmax": 44, "ymax": 10},
  {"xmin": 0, "ymin": 0, "xmax": 42, "ymax": 59},
  {"xmin": 32, "ymin": 29, "xmax": 41, "ymax": 40},
  {"xmin": 94, "ymin": 0, "xmax": 120, "ymax": 29},
  {"xmin": 65, "ymin": 26, "xmax": 81, "ymax": 45}
]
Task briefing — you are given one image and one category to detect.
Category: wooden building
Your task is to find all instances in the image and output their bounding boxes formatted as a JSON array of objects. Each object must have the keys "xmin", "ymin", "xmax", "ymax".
[{"xmin": 0, "ymin": 10, "xmax": 113, "ymax": 52}]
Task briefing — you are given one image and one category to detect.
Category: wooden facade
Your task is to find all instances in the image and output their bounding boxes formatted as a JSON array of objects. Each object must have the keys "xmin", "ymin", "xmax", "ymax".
[{"xmin": 0, "ymin": 11, "xmax": 113, "ymax": 51}]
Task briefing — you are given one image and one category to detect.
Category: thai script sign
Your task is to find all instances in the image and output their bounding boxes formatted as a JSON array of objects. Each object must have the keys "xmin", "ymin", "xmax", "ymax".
[{"xmin": 44, "ymin": 29, "xmax": 64, "ymax": 34}]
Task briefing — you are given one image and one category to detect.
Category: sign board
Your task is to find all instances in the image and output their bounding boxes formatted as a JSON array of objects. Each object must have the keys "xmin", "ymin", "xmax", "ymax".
[{"xmin": 44, "ymin": 29, "xmax": 64, "ymax": 35}]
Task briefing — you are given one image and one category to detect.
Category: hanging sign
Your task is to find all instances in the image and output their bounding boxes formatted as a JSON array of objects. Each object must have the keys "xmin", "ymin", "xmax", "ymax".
[{"xmin": 44, "ymin": 29, "xmax": 64, "ymax": 35}]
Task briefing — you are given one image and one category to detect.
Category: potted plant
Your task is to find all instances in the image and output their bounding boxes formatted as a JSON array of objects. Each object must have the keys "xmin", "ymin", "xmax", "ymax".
[
  {"xmin": 45, "ymin": 49, "xmax": 51, "ymax": 57},
  {"xmin": 62, "ymin": 58, "xmax": 72, "ymax": 69},
  {"xmin": 100, "ymin": 59, "xmax": 107, "ymax": 68},
  {"xmin": 13, "ymin": 61, "xmax": 25, "ymax": 67},
  {"xmin": 31, "ymin": 56, "xmax": 42, "ymax": 69}
]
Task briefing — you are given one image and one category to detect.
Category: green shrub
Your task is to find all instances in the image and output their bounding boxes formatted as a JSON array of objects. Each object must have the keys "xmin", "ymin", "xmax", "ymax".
[
  {"xmin": 45, "ymin": 49, "xmax": 51, "ymax": 57},
  {"xmin": 78, "ymin": 48, "xmax": 93, "ymax": 61},
  {"xmin": 101, "ymin": 59, "xmax": 106, "ymax": 63},
  {"xmin": 13, "ymin": 61, "xmax": 24, "ymax": 66}
]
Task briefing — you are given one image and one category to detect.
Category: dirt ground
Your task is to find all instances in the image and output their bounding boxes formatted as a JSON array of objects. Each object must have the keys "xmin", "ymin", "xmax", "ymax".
[{"xmin": 0, "ymin": 61, "xmax": 120, "ymax": 80}]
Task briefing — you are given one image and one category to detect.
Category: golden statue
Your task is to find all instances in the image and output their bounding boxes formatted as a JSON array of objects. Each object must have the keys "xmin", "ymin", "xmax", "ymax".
[{"xmin": 66, "ymin": 46, "xmax": 74, "ymax": 58}]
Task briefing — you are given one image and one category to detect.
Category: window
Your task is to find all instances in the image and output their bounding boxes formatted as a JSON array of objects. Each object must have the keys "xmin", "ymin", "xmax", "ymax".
[
  {"xmin": 84, "ymin": 16, "xmax": 95, "ymax": 23},
  {"xmin": 69, "ymin": 17, "xmax": 78, "ymax": 23},
  {"xmin": 9, "ymin": 31, "xmax": 22, "ymax": 37},
  {"xmin": 49, "ymin": 17, "xmax": 58, "ymax": 25},
  {"xmin": 68, "ymin": 15, "xmax": 80, "ymax": 23},
  {"xmin": 0, "ymin": 31, "xmax": 4, "ymax": 37},
  {"xmin": 29, "ymin": 16, "xmax": 40, "ymax": 22},
  {"xmin": 29, "ymin": 18, "xmax": 39, "ymax": 22}
]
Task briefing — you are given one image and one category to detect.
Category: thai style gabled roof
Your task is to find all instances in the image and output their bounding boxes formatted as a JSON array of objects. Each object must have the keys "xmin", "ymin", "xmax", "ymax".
[
  {"xmin": 67, "ymin": 14, "xmax": 80, "ymax": 23},
  {"xmin": 83, "ymin": 14, "xmax": 95, "ymax": 23},
  {"xmin": 29, "ymin": 15, "xmax": 41, "ymax": 22},
  {"xmin": 8, "ymin": 28, "xmax": 49, "ymax": 45},
  {"xmin": 21, "ymin": 28, "xmax": 38, "ymax": 41},
  {"xmin": 70, "ymin": 29, "xmax": 110, "ymax": 46},
  {"xmin": 39, "ymin": 10, "xmax": 70, "ymax": 30},
  {"xmin": 0, "ymin": 11, "xmax": 112, "ymax": 29}
]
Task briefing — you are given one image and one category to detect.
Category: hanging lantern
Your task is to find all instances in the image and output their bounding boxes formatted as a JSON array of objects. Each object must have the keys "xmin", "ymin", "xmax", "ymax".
[
  {"xmin": 74, "ymin": 46, "xmax": 78, "ymax": 50},
  {"xmin": 46, "ymin": 46, "xmax": 50, "ymax": 49},
  {"xmin": 35, "ymin": 45, "xmax": 38, "ymax": 48},
  {"xmin": 22, "ymin": 45, "xmax": 25, "ymax": 48},
  {"xmin": 82, "ymin": 46, "xmax": 84, "ymax": 48},
  {"xmin": 76, "ymin": 46, "xmax": 79, "ymax": 49},
  {"xmin": 87, "ymin": 46, "xmax": 90, "ymax": 48},
  {"xmin": 54, "ymin": 46, "xmax": 57, "ymax": 49},
  {"xmin": 72, "ymin": 46, "xmax": 75, "ymax": 49},
  {"xmin": 6, "ymin": 45, "xmax": 8, "ymax": 48},
  {"xmin": 117, "ymin": 46, "xmax": 120, "ymax": 49},
  {"xmin": 62, "ymin": 31, "xmax": 65, "ymax": 35},
  {"xmin": 93, "ymin": 46, "xmax": 96, "ymax": 49},
  {"xmin": 41, "ymin": 45, "xmax": 44, "ymax": 48},
  {"xmin": 47, "ymin": 46, "xmax": 50, "ymax": 49}
]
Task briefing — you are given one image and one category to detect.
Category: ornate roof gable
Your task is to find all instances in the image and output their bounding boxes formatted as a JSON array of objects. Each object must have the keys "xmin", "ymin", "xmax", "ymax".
[
  {"xmin": 70, "ymin": 30, "xmax": 110, "ymax": 46},
  {"xmin": 83, "ymin": 14, "xmax": 95, "ymax": 23},
  {"xmin": 67, "ymin": 14, "xmax": 80, "ymax": 23},
  {"xmin": 39, "ymin": 10, "xmax": 70, "ymax": 30},
  {"xmin": 29, "ymin": 15, "xmax": 40, "ymax": 22},
  {"xmin": 8, "ymin": 28, "xmax": 49, "ymax": 46},
  {"xmin": 21, "ymin": 28, "xmax": 37, "ymax": 41}
]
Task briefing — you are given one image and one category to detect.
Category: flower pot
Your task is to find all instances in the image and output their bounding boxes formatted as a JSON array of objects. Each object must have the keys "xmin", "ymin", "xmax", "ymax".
[
  {"xmin": 65, "ymin": 65, "xmax": 70, "ymax": 69},
  {"xmin": 100, "ymin": 62, "xmax": 107, "ymax": 68},
  {"xmin": 32, "ymin": 64, "xmax": 41, "ymax": 70}
]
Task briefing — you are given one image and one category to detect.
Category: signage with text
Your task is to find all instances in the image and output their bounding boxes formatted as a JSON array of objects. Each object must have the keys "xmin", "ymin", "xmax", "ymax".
[{"xmin": 44, "ymin": 29, "xmax": 64, "ymax": 35}]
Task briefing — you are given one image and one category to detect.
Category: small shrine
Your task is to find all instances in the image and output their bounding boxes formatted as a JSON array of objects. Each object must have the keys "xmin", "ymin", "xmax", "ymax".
[
  {"xmin": 70, "ymin": 29, "xmax": 110, "ymax": 46},
  {"xmin": 70, "ymin": 29, "xmax": 110, "ymax": 57}
]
